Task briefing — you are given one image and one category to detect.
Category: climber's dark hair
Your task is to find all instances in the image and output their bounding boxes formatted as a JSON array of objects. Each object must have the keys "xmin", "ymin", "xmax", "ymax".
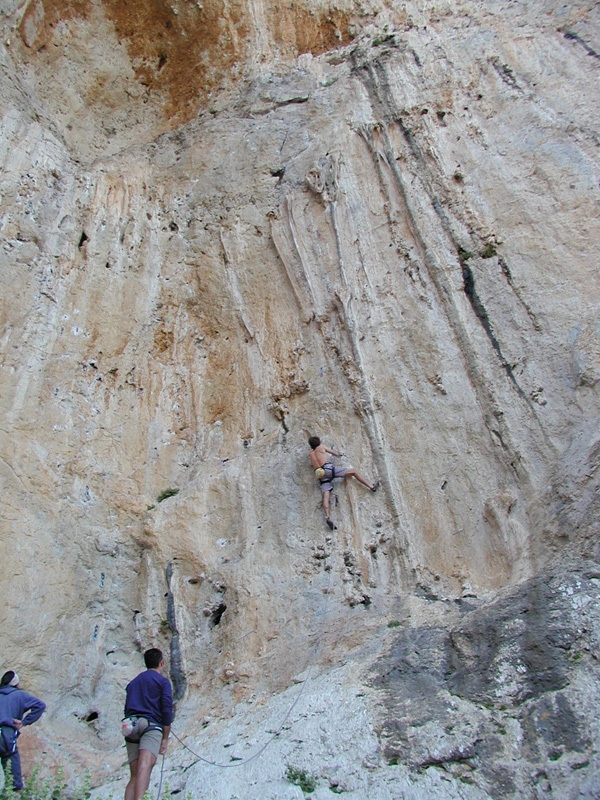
[
  {"xmin": 308, "ymin": 436, "xmax": 321, "ymax": 450},
  {"xmin": 144, "ymin": 649, "xmax": 163, "ymax": 669},
  {"xmin": 0, "ymin": 671, "xmax": 15, "ymax": 687}
]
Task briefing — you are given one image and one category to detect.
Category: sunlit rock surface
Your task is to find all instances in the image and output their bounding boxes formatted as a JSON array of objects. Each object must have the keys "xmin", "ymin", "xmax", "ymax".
[{"xmin": 1, "ymin": 0, "xmax": 599, "ymax": 797}]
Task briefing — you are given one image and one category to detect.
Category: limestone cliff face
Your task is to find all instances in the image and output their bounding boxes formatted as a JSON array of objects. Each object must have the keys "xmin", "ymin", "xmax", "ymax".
[{"xmin": 1, "ymin": 0, "xmax": 600, "ymax": 797}]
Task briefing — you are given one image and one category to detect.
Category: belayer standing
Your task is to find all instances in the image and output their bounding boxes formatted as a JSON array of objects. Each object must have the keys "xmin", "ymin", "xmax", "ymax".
[
  {"xmin": 0, "ymin": 670, "xmax": 46, "ymax": 791},
  {"xmin": 308, "ymin": 436, "xmax": 379, "ymax": 529},
  {"xmin": 123, "ymin": 648, "xmax": 173, "ymax": 800}
]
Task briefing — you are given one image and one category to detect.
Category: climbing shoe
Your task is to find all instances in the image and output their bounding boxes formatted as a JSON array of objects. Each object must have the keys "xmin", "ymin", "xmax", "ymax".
[
  {"xmin": 371, "ymin": 480, "xmax": 380, "ymax": 493},
  {"xmin": 326, "ymin": 518, "xmax": 337, "ymax": 530}
]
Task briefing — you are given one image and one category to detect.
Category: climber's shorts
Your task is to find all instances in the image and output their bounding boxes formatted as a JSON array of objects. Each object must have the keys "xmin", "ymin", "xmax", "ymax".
[
  {"xmin": 126, "ymin": 728, "xmax": 163, "ymax": 762},
  {"xmin": 319, "ymin": 463, "xmax": 347, "ymax": 493}
]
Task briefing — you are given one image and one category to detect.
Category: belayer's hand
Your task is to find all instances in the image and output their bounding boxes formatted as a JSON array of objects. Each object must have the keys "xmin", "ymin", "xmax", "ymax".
[
  {"xmin": 159, "ymin": 738, "xmax": 169, "ymax": 755},
  {"xmin": 13, "ymin": 719, "xmax": 23, "ymax": 731}
]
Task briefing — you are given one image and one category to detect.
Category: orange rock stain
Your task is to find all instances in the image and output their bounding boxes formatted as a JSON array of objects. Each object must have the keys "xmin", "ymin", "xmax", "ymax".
[{"xmin": 23, "ymin": 0, "xmax": 355, "ymax": 130}]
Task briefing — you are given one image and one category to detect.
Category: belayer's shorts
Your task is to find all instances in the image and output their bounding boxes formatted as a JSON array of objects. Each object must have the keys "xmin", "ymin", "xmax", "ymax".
[
  {"xmin": 319, "ymin": 463, "xmax": 347, "ymax": 493},
  {"xmin": 126, "ymin": 728, "xmax": 163, "ymax": 762}
]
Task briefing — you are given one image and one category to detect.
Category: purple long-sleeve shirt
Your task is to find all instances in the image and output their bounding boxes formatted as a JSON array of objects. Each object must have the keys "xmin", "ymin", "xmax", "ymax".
[
  {"xmin": 124, "ymin": 669, "xmax": 173, "ymax": 727},
  {"xmin": 0, "ymin": 686, "xmax": 46, "ymax": 729}
]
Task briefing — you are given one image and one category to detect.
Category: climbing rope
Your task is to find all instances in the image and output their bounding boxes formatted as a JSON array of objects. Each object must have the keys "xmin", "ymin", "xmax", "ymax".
[
  {"xmin": 168, "ymin": 527, "xmax": 336, "ymax": 771},
  {"xmin": 155, "ymin": 753, "xmax": 165, "ymax": 800}
]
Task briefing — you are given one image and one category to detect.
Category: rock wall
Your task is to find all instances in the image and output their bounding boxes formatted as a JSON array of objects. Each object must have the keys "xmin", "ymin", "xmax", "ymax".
[{"xmin": 0, "ymin": 0, "xmax": 599, "ymax": 796}]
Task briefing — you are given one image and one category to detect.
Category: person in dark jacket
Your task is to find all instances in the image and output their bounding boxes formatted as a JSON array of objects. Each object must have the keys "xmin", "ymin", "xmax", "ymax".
[
  {"xmin": 0, "ymin": 670, "xmax": 46, "ymax": 791},
  {"xmin": 123, "ymin": 648, "xmax": 173, "ymax": 800}
]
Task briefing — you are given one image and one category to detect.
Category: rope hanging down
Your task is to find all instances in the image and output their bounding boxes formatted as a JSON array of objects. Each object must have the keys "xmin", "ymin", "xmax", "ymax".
[
  {"xmin": 156, "ymin": 753, "xmax": 165, "ymax": 800},
  {"xmin": 169, "ymin": 525, "xmax": 337, "ymax": 771}
]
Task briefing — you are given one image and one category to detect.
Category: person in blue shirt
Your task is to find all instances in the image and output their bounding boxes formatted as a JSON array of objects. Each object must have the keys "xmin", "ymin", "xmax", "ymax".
[
  {"xmin": 123, "ymin": 648, "xmax": 173, "ymax": 800},
  {"xmin": 0, "ymin": 670, "xmax": 46, "ymax": 791}
]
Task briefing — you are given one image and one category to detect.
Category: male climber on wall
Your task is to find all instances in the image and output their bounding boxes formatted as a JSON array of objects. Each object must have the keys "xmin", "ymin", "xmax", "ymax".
[{"xmin": 308, "ymin": 436, "xmax": 379, "ymax": 530}]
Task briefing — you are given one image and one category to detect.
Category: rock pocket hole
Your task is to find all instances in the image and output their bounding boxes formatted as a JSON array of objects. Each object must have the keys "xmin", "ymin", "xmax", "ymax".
[
  {"xmin": 78, "ymin": 231, "xmax": 88, "ymax": 249},
  {"xmin": 210, "ymin": 602, "xmax": 227, "ymax": 627}
]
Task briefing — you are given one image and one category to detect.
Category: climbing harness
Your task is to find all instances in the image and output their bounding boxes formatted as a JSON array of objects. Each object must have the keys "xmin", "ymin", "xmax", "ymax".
[
  {"xmin": 316, "ymin": 463, "xmax": 336, "ymax": 486},
  {"xmin": 121, "ymin": 716, "xmax": 163, "ymax": 743}
]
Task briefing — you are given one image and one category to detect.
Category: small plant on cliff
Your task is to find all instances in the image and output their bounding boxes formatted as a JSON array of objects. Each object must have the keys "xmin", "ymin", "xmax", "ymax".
[
  {"xmin": 285, "ymin": 765, "xmax": 317, "ymax": 794},
  {"xmin": 0, "ymin": 766, "xmax": 92, "ymax": 800},
  {"xmin": 457, "ymin": 246, "xmax": 473, "ymax": 264},
  {"xmin": 156, "ymin": 487, "xmax": 179, "ymax": 503},
  {"xmin": 159, "ymin": 618, "xmax": 171, "ymax": 634},
  {"xmin": 480, "ymin": 242, "xmax": 497, "ymax": 259}
]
